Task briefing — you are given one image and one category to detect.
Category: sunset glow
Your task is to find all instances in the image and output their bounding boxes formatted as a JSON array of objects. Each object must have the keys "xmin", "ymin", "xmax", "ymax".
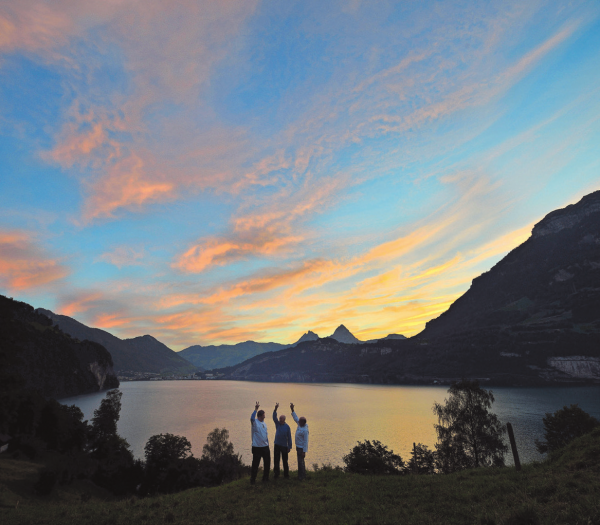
[{"xmin": 1, "ymin": 1, "xmax": 599, "ymax": 349}]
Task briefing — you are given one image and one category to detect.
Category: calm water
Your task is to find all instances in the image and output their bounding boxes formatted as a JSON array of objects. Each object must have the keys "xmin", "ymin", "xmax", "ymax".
[{"xmin": 61, "ymin": 381, "xmax": 600, "ymax": 468}]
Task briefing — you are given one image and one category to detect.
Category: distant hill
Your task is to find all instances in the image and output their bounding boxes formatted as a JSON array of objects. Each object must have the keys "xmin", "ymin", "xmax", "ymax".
[
  {"xmin": 179, "ymin": 341, "xmax": 290, "ymax": 370},
  {"xmin": 213, "ymin": 190, "xmax": 600, "ymax": 386},
  {"xmin": 37, "ymin": 309, "xmax": 197, "ymax": 374},
  {"xmin": 0, "ymin": 295, "xmax": 119, "ymax": 399},
  {"xmin": 179, "ymin": 326, "xmax": 407, "ymax": 369}
]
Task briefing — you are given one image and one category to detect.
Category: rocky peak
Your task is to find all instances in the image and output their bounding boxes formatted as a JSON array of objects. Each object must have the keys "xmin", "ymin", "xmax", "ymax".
[
  {"xmin": 329, "ymin": 324, "xmax": 361, "ymax": 344},
  {"xmin": 294, "ymin": 330, "xmax": 320, "ymax": 345},
  {"xmin": 532, "ymin": 190, "xmax": 600, "ymax": 238}
]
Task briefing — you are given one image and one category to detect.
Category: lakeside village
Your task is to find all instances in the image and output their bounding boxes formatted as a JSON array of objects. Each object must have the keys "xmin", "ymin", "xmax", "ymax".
[{"xmin": 117, "ymin": 371, "xmax": 223, "ymax": 382}]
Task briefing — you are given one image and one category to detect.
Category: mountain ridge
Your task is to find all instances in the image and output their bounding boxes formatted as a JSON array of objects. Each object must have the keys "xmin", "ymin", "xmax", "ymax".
[
  {"xmin": 1, "ymin": 295, "xmax": 119, "ymax": 399},
  {"xmin": 178, "ymin": 325, "xmax": 406, "ymax": 369},
  {"xmin": 37, "ymin": 309, "xmax": 197, "ymax": 374},
  {"xmin": 211, "ymin": 190, "xmax": 600, "ymax": 385}
]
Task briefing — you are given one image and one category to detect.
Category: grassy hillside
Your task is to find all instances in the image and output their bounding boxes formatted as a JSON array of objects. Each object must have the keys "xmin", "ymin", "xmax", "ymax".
[{"xmin": 2, "ymin": 428, "xmax": 599, "ymax": 524}]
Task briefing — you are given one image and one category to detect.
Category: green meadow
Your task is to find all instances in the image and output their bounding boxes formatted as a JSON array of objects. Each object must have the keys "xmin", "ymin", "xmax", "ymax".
[{"xmin": 2, "ymin": 428, "xmax": 599, "ymax": 525}]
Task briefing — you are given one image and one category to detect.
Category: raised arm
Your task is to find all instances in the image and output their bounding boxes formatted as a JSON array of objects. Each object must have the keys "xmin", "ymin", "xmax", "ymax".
[
  {"xmin": 272, "ymin": 405, "xmax": 279, "ymax": 426},
  {"xmin": 291, "ymin": 410, "xmax": 299, "ymax": 424},
  {"xmin": 251, "ymin": 401, "xmax": 259, "ymax": 423}
]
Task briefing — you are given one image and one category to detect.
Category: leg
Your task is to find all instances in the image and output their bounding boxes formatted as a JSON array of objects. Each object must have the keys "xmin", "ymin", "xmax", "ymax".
[
  {"xmin": 251, "ymin": 447, "xmax": 261, "ymax": 484},
  {"xmin": 297, "ymin": 448, "xmax": 306, "ymax": 480},
  {"xmin": 262, "ymin": 447, "xmax": 271, "ymax": 481},
  {"xmin": 282, "ymin": 447, "xmax": 289, "ymax": 478},
  {"xmin": 273, "ymin": 445, "xmax": 281, "ymax": 478}
]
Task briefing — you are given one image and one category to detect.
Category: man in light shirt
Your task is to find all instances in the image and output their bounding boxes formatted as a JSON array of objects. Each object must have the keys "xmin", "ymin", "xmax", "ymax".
[
  {"xmin": 250, "ymin": 401, "xmax": 270, "ymax": 484},
  {"xmin": 290, "ymin": 402, "xmax": 309, "ymax": 481}
]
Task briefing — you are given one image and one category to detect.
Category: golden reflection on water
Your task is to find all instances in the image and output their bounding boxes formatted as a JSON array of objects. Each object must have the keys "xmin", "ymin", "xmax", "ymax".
[
  {"xmin": 61, "ymin": 381, "xmax": 600, "ymax": 468},
  {"xmin": 119, "ymin": 381, "xmax": 447, "ymax": 467}
]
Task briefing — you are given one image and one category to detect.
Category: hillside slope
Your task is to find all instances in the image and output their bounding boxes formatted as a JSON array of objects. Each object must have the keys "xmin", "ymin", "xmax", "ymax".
[
  {"xmin": 2, "ymin": 428, "xmax": 599, "ymax": 525},
  {"xmin": 0, "ymin": 295, "xmax": 118, "ymax": 399},
  {"xmin": 38, "ymin": 309, "xmax": 196, "ymax": 374},
  {"xmin": 215, "ymin": 190, "xmax": 600, "ymax": 385}
]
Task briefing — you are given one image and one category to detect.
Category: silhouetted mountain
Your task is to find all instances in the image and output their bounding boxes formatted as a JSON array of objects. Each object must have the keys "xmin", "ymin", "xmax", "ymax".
[
  {"xmin": 328, "ymin": 325, "xmax": 361, "ymax": 344},
  {"xmin": 179, "ymin": 341, "xmax": 290, "ymax": 370},
  {"xmin": 179, "ymin": 327, "xmax": 409, "ymax": 369},
  {"xmin": 37, "ymin": 309, "xmax": 196, "ymax": 374},
  {"xmin": 295, "ymin": 330, "xmax": 320, "ymax": 344},
  {"xmin": 0, "ymin": 295, "xmax": 119, "ymax": 399},
  {"xmin": 214, "ymin": 190, "xmax": 600, "ymax": 385}
]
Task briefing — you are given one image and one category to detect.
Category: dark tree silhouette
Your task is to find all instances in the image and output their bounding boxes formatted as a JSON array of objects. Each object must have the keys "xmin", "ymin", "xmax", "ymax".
[
  {"xmin": 202, "ymin": 428, "xmax": 235, "ymax": 462},
  {"xmin": 144, "ymin": 433, "xmax": 192, "ymax": 470},
  {"xmin": 90, "ymin": 389, "xmax": 122, "ymax": 438},
  {"xmin": 406, "ymin": 443, "xmax": 436, "ymax": 474},
  {"xmin": 343, "ymin": 440, "xmax": 404, "ymax": 474},
  {"xmin": 535, "ymin": 404, "xmax": 599, "ymax": 454},
  {"xmin": 433, "ymin": 380, "xmax": 507, "ymax": 472}
]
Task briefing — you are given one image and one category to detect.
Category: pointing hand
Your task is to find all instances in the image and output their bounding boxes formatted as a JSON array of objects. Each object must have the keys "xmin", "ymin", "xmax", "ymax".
[{"xmin": 255, "ymin": 401, "xmax": 260, "ymax": 411}]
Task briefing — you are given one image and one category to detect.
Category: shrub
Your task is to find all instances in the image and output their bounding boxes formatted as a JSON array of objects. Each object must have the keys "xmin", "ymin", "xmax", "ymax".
[
  {"xmin": 343, "ymin": 439, "xmax": 404, "ymax": 474},
  {"xmin": 199, "ymin": 428, "xmax": 244, "ymax": 485},
  {"xmin": 534, "ymin": 404, "xmax": 599, "ymax": 454},
  {"xmin": 406, "ymin": 443, "xmax": 436, "ymax": 474}
]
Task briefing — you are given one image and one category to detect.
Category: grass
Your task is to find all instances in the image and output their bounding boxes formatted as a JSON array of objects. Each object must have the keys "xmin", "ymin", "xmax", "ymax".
[{"xmin": 1, "ymin": 429, "xmax": 600, "ymax": 525}]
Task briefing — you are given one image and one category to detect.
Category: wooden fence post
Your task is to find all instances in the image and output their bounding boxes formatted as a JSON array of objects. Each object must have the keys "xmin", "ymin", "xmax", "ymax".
[{"xmin": 506, "ymin": 422, "xmax": 521, "ymax": 471}]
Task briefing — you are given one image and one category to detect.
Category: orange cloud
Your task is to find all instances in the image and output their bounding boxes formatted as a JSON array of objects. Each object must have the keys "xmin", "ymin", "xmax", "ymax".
[
  {"xmin": 59, "ymin": 292, "xmax": 105, "ymax": 317},
  {"xmin": 0, "ymin": 231, "xmax": 69, "ymax": 291}
]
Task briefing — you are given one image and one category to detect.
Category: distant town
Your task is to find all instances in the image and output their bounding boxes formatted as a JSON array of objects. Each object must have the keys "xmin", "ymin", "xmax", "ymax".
[{"xmin": 117, "ymin": 372, "xmax": 223, "ymax": 382}]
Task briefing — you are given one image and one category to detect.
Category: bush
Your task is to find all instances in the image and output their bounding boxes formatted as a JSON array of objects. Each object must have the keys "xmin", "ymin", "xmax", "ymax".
[
  {"xmin": 406, "ymin": 443, "xmax": 436, "ymax": 474},
  {"xmin": 34, "ymin": 470, "xmax": 57, "ymax": 496},
  {"xmin": 535, "ymin": 404, "xmax": 599, "ymax": 454},
  {"xmin": 343, "ymin": 440, "xmax": 404, "ymax": 474},
  {"xmin": 141, "ymin": 429, "xmax": 244, "ymax": 494},
  {"xmin": 199, "ymin": 428, "xmax": 244, "ymax": 485}
]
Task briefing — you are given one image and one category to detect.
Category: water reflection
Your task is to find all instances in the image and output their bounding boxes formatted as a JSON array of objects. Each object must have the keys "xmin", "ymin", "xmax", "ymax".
[{"xmin": 61, "ymin": 382, "xmax": 600, "ymax": 468}]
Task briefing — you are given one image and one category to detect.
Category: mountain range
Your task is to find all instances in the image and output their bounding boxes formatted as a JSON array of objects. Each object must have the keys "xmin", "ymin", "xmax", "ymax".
[
  {"xmin": 178, "ymin": 325, "xmax": 406, "ymax": 369},
  {"xmin": 38, "ymin": 309, "xmax": 197, "ymax": 375},
  {"xmin": 212, "ymin": 190, "xmax": 600, "ymax": 385}
]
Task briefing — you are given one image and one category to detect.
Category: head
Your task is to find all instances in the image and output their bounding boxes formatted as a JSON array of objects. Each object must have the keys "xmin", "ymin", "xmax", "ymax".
[
  {"xmin": 299, "ymin": 417, "xmax": 307, "ymax": 427},
  {"xmin": 279, "ymin": 414, "xmax": 286, "ymax": 424},
  {"xmin": 257, "ymin": 410, "xmax": 265, "ymax": 421}
]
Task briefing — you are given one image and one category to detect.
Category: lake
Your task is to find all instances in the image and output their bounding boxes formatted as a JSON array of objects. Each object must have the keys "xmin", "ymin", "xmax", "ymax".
[{"xmin": 61, "ymin": 381, "xmax": 600, "ymax": 468}]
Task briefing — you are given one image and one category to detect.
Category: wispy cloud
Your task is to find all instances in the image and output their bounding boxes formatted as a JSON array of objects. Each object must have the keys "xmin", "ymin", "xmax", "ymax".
[
  {"xmin": 0, "ymin": 230, "xmax": 69, "ymax": 291},
  {"xmin": 98, "ymin": 246, "xmax": 145, "ymax": 268}
]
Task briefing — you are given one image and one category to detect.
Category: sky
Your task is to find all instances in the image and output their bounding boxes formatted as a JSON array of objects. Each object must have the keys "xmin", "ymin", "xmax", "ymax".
[{"xmin": 0, "ymin": 1, "xmax": 599, "ymax": 350}]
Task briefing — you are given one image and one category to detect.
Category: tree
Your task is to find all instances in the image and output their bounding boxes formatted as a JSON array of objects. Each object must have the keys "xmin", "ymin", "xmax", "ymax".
[
  {"xmin": 343, "ymin": 440, "xmax": 404, "ymax": 475},
  {"xmin": 202, "ymin": 428, "xmax": 235, "ymax": 462},
  {"xmin": 144, "ymin": 433, "xmax": 192, "ymax": 470},
  {"xmin": 535, "ymin": 404, "xmax": 599, "ymax": 454},
  {"xmin": 200, "ymin": 428, "xmax": 243, "ymax": 485},
  {"xmin": 90, "ymin": 389, "xmax": 122, "ymax": 438},
  {"xmin": 433, "ymin": 380, "xmax": 507, "ymax": 472},
  {"xmin": 406, "ymin": 443, "xmax": 436, "ymax": 474}
]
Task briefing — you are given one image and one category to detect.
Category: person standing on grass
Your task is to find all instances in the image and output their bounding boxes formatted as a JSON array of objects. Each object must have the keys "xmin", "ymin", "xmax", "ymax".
[
  {"xmin": 290, "ymin": 402, "xmax": 309, "ymax": 480},
  {"xmin": 272, "ymin": 402, "xmax": 292, "ymax": 479},
  {"xmin": 250, "ymin": 401, "xmax": 270, "ymax": 484}
]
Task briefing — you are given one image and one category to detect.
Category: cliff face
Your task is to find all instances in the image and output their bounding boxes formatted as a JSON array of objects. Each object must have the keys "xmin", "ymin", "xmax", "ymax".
[{"xmin": 0, "ymin": 295, "xmax": 119, "ymax": 399}]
